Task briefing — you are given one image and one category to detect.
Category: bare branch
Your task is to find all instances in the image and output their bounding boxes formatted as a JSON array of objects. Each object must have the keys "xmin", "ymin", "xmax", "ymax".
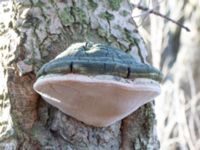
[{"xmin": 132, "ymin": 4, "xmax": 190, "ymax": 32}]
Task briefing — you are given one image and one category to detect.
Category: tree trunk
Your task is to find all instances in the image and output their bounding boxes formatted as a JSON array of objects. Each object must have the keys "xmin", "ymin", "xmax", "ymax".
[{"xmin": 0, "ymin": 0, "xmax": 159, "ymax": 149}]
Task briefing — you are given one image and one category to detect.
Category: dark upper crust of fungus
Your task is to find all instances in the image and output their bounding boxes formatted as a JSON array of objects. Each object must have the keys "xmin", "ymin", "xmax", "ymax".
[{"xmin": 37, "ymin": 43, "xmax": 163, "ymax": 81}]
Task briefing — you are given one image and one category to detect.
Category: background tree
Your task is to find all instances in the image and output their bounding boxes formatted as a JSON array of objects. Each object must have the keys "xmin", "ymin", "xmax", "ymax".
[
  {"xmin": 0, "ymin": 0, "xmax": 159, "ymax": 149},
  {"xmin": 149, "ymin": 0, "xmax": 200, "ymax": 149}
]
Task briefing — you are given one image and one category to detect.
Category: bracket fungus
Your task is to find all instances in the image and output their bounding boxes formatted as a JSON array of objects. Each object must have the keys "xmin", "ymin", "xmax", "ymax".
[{"xmin": 33, "ymin": 42, "xmax": 162, "ymax": 127}]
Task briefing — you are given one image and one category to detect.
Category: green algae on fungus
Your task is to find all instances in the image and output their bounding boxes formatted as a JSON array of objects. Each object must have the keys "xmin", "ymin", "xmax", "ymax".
[{"xmin": 34, "ymin": 42, "xmax": 162, "ymax": 127}]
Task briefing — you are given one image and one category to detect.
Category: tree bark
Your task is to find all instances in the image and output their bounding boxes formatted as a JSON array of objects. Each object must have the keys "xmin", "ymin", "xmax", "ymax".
[{"xmin": 0, "ymin": 0, "xmax": 159, "ymax": 149}]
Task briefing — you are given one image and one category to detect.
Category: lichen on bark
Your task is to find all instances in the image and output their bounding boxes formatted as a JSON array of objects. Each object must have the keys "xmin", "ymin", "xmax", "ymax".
[{"xmin": 0, "ymin": 0, "xmax": 159, "ymax": 149}]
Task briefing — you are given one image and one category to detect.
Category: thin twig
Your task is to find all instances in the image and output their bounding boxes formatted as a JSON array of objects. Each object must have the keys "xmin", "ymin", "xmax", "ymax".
[{"xmin": 132, "ymin": 4, "xmax": 190, "ymax": 32}]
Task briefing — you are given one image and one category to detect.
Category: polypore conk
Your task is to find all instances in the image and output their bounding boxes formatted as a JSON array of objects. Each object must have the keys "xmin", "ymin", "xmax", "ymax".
[{"xmin": 33, "ymin": 42, "xmax": 162, "ymax": 127}]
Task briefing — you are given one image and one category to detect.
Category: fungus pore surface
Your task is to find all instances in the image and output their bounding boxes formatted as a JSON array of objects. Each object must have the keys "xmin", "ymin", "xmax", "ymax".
[{"xmin": 33, "ymin": 43, "xmax": 162, "ymax": 127}]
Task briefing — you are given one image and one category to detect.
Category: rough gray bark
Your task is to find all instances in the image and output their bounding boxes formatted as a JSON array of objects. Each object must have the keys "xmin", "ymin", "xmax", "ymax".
[{"xmin": 0, "ymin": 0, "xmax": 159, "ymax": 149}]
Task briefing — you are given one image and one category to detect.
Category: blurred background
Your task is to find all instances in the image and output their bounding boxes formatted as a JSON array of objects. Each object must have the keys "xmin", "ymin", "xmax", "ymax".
[{"xmin": 132, "ymin": 0, "xmax": 200, "ymax": 149}]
